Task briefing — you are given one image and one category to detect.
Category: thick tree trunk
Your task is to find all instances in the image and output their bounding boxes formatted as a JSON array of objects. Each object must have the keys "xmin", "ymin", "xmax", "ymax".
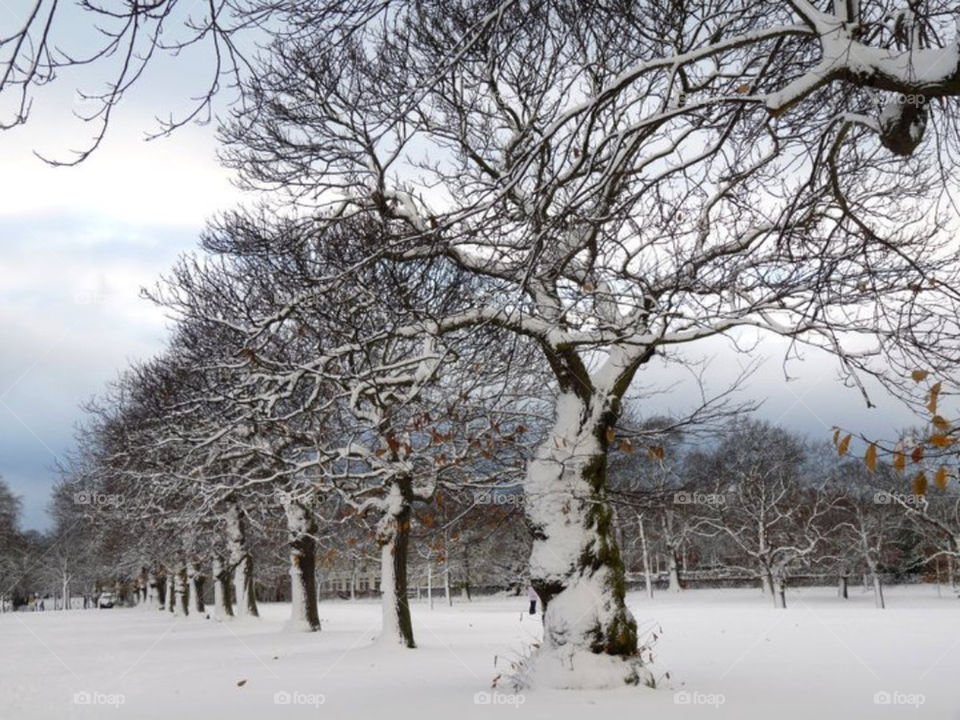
[
  {"xmin": 525, "ymin": 392, "xmax": 650, "ymax": 688},
  {"xmin": 838, "ymin": 574, "xmax": 848, "ymax": 599},
  {"xmin": 283, "ymin": 500, "xmax": 321, "ymax": 632},
  {"xmin": 147, "ymin": 571, "xmax": 162, "ymax": 611},
  {"xmin": 773, "ymin": 576, "xmax": 787, "ymax": 609},
  {"xmin": 212, "ymin": 556, "xmax": 234, "ymax": 621},
  {"xmin": 226, "ymin": 502, "xmax": 259, "ymax": 618},
  {"xmin": 187, "ymin": 561, "xmax": 205, "ymax": 616},
  {"xmin": 174, "ymin": 566, "xmax": 188, "ymax": 617},
  {"xmin": 375, "ymin": 479, "xmax": 415, "ymax": 648},
  {"xmin": 667, "ymin": 551, "xmax": 683, "ymax": 593},
  {"xmin": 760, "ymin": 569, "xmax": 773, "ymax": 596}
]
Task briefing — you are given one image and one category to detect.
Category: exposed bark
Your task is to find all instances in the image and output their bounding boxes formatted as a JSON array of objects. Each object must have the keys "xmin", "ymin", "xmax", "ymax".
[
  {"xmin": 187, "ymin": 560, "xmax": 205, "ymax": 615},
  {"xmin": 147, "ymin": 570, "xmax": 162, "ymax": 611},
  {"xmin": 174, "ymin": 565, "xmax": 189, "ymax": 616},
  {"xmin": 375, "ymin": 478, "xmax": 415, "ymax": 648},
  {"xmin": 461, "ymin": 543, "xmax": 472, "ymax": 602},
  {"xmin": 526, "ymin": 390, "xmax": 650, "ymax": 686},
  {"xmin": 283, "ymin": 500, "xmax": 321, "ymax": 632},
  {"xmin": 212, "ymin": 555, "xmax": 234, "ymax": 621},
  {"xmin": 636, "ymin": 514, "xmax": 654, "ymax": 600},
  {"xmin": 773, "ymin": 576, "xmax": 787, "ymax": 609},
  {"xmin": 760, "ymin": 569, "xmax": 774, "ymax": 596},
  {"xmin": 165, "ymin": 573, "xmax": 175, "ymax": 613},
  {"xmin": 867, "ymin": 561, "xmax": 885, "ymax": 609},
  {"xmin": 226, "ymin": 502, "xmax": 259, "ymax": 618},
  {"xmin": 838, "ymin": 574, "xmax": 848, "ymax": 600},
  {"xmin": 667, "ymin": 551, "xmax": 683, "ymax": 593}
]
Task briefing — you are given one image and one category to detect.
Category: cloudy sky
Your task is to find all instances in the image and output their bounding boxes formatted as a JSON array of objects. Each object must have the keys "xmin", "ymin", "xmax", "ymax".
[
  {"xmin": 0, "ymin": 60, "xmax": 245, "ymax": 529},
  {"xmin": 0, "ymin": 14, "xmax": 920, "ymax": 531}
]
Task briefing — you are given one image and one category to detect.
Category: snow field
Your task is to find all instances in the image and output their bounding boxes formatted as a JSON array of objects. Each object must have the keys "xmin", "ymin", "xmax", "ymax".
[{"xmin": 1, "ymin": 585, "xmax": 958, "ymax": 719}]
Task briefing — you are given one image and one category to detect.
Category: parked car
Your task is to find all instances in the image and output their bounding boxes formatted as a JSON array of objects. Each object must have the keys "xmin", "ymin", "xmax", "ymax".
[{"xmin": 97, "ymin": 592, "xmax": 115, "ymax": 609}]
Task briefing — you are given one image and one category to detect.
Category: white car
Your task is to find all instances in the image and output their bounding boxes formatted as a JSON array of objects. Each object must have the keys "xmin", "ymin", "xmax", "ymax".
[{"xmin": 97, "ymin": 592, "xmax": 115, "ymax": 609}]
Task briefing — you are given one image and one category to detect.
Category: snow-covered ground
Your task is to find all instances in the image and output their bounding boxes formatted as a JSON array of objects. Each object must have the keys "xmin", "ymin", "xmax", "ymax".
[{"xmin": 1, "ymin": 585, "xmax": 958, "ymax": 719}]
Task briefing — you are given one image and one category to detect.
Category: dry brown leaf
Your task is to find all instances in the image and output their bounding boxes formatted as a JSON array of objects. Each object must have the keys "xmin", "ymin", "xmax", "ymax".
[
  {"xmin": 913, "ymin": 471, "xmax": 928, "ymax": 496},
  {"xmin": 838, "ymin": 434, "xmax": 852, "ymax": 457},
  {"xmin": 893, "ymin": 451, "xmax": 906, "ymax": 474},
  {"xmin": 928, "ymin": 382, "xmax": 942, "ymax": 414},
  {"xmin": 935, "ymin": 466, "xmax": 950, "ymax": 490}
]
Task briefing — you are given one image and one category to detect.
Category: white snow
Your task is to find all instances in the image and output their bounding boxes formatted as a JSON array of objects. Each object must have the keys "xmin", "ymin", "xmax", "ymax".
[{"xmin": 2, "ymin": 586, "xmax": 959, "ymax": 719}]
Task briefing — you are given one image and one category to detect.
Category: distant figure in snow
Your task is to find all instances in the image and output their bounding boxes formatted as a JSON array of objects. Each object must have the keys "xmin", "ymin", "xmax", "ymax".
[{"xmin": 527, "ymin": 586, "xmax": 538, "ymax": 615}]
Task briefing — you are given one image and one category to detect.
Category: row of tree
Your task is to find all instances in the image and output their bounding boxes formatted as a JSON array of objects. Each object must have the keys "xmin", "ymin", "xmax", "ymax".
[
  {"xmin": 8, "ymin": 413, "xmax": 958, "ymax": 622},
  {"xmin": 7, "ymin": 0, "xmax": 960, "ymax": 689}
]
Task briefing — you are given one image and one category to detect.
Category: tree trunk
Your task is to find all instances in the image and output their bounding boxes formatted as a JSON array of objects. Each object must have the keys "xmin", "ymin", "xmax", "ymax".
[
  {"xmin": 148, "ymin": 571, "xmax": 162, "ymax": 611},
  {"xmin": 174, "ymin": 565, "xmax": 188, "ymax": 617},
  {"xmin": 760, "ymin": 569, "xmax": 773, "ymax": 596},
  {"xmin": 350, "ymin": 555, "xmax": 357, "ymax": 601},
  {"xmin": 667, "ymin": 551, "xmax": 683, "ymax": 593},
  {"xmin": 637, "ymin": 514, "xmax": 654, "ymax": 600},
  {"xmin": 838, "ymin": 574, "xmax": 848, "ymax": 600},
  {"xmin": 226, "ymin": 502, "xmax": 259, "ymax": 618},
  {"xmin": 187, "ymin": 561, "xmax": 205, "ymax": 616},
  {"xmin": 773, "ymin": 576, "xmax": 787, "ymax": 609},
  {"xmin": 461, "ymin": 543, "xmax": 472, "ymax": 601},
  {"xmin": 166, "ymin": 573, "xmax": 175, "ymax": 613},
  {"xmin": 427, "ymin": 563, "xmax": 434, "ymax": 610},
  {"xmin": 444, "ymin": 554, "xmax": 452, "ymax": 607},
  {"xmin": 212, "ymin": 556, "xmax": 234, "ymax": 621},
  {"xmin": 870, "ymin": 568, "xmax": 885, "ymax": 609},
  {"xmin": 283, "ymin": 500, "xmax": 321, "ymax": 632},
  {"xmin": 525, "ymin": 391, "xmax": 649, "ymax": 687},
  {"xmin": 375, "ymin": 478, "xmax": 415, "ymax": 648}
]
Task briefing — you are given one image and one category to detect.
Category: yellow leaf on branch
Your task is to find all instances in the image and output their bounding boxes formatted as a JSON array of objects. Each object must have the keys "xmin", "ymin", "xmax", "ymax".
[
  {"xmin": 913, "ymin": 471, "xmax": 928, "ymax": 496},
  {"xmin": 934, "ymin": 466, "xmax": 950, "ymax": 490},
  {"xmin": 893, "ymin": 451, "xmax": 906, "ymax": 474},
  {"xmin": 927, "ymin": 382, "xmax": 942, "ymax": 414},
  {"xmin": 838, "ymin": 434, "xmax": 852, "ymax": 457}
]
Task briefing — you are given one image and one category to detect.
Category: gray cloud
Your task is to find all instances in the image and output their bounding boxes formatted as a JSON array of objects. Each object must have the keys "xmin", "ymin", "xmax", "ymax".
[{"xmin": 0, "ymin": 213, "xmax": 198, "ymax": 530}]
